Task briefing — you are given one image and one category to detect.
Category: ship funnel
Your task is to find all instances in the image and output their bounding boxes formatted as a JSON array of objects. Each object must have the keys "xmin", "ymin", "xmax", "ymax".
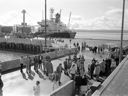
[{"xmin": 55, "ymin": 13, "xmax": 60, "ymax": 23}]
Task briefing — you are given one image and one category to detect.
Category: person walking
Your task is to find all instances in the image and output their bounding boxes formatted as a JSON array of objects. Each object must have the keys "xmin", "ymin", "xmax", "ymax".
[
  {"xmin": 56, "ymin": 63, "xmax": 64, "ymax": 86},
  {"xmin": 105, "ymin": 58, "xmax": 111, "ymax": 76},
  {"xmin": 25, "ymin": 56, "xmax": 30, "ymax": 74},
  {"xmin": 75, "ymin": 73, "xmax": 82, "ymax": 95},
  {"xmin": 90, "ymin": 58, "xmax": 96, "ymax": 79},
  {"xmin": 33, "ymin": 81, "xmax": 40, "ymax": 96},
  {"xmin": 79, "ymin": 56, "xmax": 85, "ymax": 77},
  {"xmin": 63, "ymin": 58, "xmax": 68, "ymax": 75},
  {"xmin": 100, "ymin": 59, "xmax": 106, "ymax": 76},
  {"xmin": 69, "ymin": 62, "xmax": 77, "ymax": 80},
  {"xmin": 42, "ymin": 58, "xmax": 47, "ymax": 75},
  {"xmin": 94, "ymin": 61, "xmax": 101, "ymax": 80},
  {"xmin": 38, "ymin": 55, "xmax": 42, "ymax": 71},
  {"xmin": 46, "ymin": 58, "xmax": 53, "ymax": 77},
  {"xmin": 28, "ymin": 56, "xmax": 32, "ymax": 74},
  {"xmin": 20, "ymin": 56, "xmax": 24, "ymax": 73},
  {"xmin": 34, "ymin": 56, "xmax": 39, "ymax": 74},
  {"xmin": 111, "ymin": 59, "xmax": 116, "ymax": 72}
]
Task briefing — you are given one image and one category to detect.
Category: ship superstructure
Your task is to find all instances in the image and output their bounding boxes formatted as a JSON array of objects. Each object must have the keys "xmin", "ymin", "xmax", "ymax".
[{"xmin": 35, "ymin": 8, "xmax": 76, "ymax": 38}]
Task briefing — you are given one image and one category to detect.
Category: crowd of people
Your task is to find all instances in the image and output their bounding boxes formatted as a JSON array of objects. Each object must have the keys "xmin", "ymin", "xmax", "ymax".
[
  {"xmin": 0, "ymin": 40, "xmax": 124, "ymax": 96},
  {"xmin": 20, "ymin": 55, "xmax": 54, "ymax": 79},
  {"xmin": 63, "ymin": 54, "xmax": 85, "ymax": 79},
  {"xmin": 73, "ymin": 42, "xmax": 87, "ymax": 52},
  {"xmin": 18, "ymin": 41, "xmax": 127, "ymax": 96},
  {"xmin": 62, "ymin": 54, "xmax": 90, "ymax": 95},
  {"xmin": 70, "ymin": 42, "xmax": 122, "ymax": 96},
  {"xmin": 88, "ymin": 57, "xmax": 117, "ymax": 81},
  {"xmin": 19, "ymin": 52, "xmax": 88, "ymax": 95},
  {"xmin": 20, "ymin": 54, "xmax": 65, "ymax": 95}
]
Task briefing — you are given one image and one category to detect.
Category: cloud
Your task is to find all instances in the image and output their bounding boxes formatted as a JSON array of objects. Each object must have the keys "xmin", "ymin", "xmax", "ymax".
[
  {"xmin": 1, "ymin": 8, "xmax": 128, "ymax": 30},
  {"xmin": 70, "ymin": 8, "xmax": 128, "ymax": 30},
  {"xmin": 0, "ymin": 10, "xmax": 38, "ymax": 26},
  {"xmin": 0, "ymin": 10, "xmax": 21, "ymax": 25}
]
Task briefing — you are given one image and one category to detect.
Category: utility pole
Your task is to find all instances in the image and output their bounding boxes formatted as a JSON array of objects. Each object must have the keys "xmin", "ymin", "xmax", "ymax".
[
  {"xmin": 119, "ymin": 0, "xmax": 125, "ymax": 63},
  {"xmin": 44, "ymin": 0, "xmax": 47, "ymax": 49}
]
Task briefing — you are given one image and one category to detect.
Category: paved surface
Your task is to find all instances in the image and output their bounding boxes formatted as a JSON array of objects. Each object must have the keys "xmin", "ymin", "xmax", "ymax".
[{"xmin": 2, "ymin": 50, "xmax": 107, "ymax": 96}]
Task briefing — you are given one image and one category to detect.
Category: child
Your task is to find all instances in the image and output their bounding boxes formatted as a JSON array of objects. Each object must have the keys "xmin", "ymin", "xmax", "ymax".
[{"xmin": 33, "ymin": 81, "xmax": 40, "ymax": 96}]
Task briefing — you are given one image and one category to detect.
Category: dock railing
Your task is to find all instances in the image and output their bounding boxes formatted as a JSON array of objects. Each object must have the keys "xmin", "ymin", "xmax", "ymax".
[{"xmin": 49, "ymin": 80, "xmax": 75, "ymax": 96}]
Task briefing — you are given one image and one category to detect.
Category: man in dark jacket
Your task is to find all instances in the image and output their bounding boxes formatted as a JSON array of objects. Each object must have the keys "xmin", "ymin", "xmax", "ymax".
[
  {"xmin": 90, "ymin": 59, "xmax": 96, "ymax": 79},
  {"xmin": 105, "ymin": 58, "xmax": 111, "ymax": 76},
  {"xmin": 81, "ymin": 75, "xmax": 88, "ymax": 85},
  {"xmin": 56, "ymin": 63, "xmax": 64, "ymax": 86},
  {"xmin": 75, "ymin": 73, "xmax": 82, "ymax": 95}
]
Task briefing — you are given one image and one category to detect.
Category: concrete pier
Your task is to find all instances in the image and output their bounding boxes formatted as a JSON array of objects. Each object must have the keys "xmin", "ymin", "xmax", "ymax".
[{"xmin": 1, "ymin": 48, "xmax": 77, "ymax": 74}]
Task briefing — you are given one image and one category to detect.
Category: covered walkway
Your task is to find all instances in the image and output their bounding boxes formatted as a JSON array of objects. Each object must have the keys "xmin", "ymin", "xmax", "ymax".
[{"xmin": 92, "ymin": 55, "xmax": 128, "ymax": 96}]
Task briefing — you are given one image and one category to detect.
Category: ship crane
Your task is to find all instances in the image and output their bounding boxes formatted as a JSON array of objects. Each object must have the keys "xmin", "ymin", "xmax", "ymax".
[
  {"xmin": 59, "ymin": 9, "xmax": 62, "ymax": 22},
  {"xmin": 68, "ymin": 12, "xmax": 72, "ymax": 28}
]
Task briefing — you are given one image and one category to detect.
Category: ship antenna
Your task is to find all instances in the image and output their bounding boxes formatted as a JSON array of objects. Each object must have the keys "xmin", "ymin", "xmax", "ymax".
[
  {"xmin": 50, "ymin": 8, "xmax": 54, "ymax": 21},
  {"xmin": 68, "ymin": 12, "xmax": 72, "ymax": 28}
]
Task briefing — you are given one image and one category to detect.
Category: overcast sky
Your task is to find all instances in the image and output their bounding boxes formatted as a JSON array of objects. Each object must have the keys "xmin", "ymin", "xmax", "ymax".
[{"xmin": 0, "ymin": 0, "xmax": 128, "ymax": 29}]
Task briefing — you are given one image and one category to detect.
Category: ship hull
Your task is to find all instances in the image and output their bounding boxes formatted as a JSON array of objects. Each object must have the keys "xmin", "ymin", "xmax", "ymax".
[
  {"xmin": 46, "ymin": 32, "xmax": 76, "ymax": 38},
  {"xmin": 35, "ymin": 32, "xmax": 76, "ymax": 38}
]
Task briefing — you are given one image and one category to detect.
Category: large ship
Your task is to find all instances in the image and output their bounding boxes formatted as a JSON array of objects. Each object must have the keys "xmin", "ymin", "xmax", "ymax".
[{"xmin": 34, "ymin": 8, "xmax": 76, "ymax": 38}]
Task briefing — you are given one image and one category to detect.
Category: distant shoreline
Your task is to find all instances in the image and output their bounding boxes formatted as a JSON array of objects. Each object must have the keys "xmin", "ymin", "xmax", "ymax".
[
  {"xmin": 57, "ymin": 37, "xmax": 128, "ymax": 41},
  {"xmin": 75, "ymin": 30, "xmax": 128, "ymax": 33},
  {"xmin": 74, "ymin": 37, "xmax": 128, "ymax": 41}
]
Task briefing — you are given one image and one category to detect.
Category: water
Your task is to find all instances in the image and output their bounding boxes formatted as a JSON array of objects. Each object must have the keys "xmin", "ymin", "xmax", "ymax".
[
  {"xmin": 75, "ymin": 31, "xmax": 128, "ymax": 40},
  {"xmin": 0, "ymin": 30, "xmax": 128, "ymax": 61},
  {"xmin": 0, "ymin": 51, "xmax": 30, "ymax": 62}
]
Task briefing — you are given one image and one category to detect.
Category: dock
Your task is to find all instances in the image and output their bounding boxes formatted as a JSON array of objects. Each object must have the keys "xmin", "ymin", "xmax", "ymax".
[
  {"xmin": 2, "ymin": 48, "xmax": 108, "ymax": 96},
  {"xmin": 1, "ymin": 48, "xmax": 77, "ymax": 74}
]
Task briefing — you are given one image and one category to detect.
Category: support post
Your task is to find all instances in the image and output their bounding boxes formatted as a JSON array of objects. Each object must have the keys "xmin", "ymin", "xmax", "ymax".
[
  {"xmin": 44, "ymin": 0, "xmax": 47, "ymax": 50},
  {"xmin": 119, "ymin": 0, "xmax": 125, "ymax": 63}
]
